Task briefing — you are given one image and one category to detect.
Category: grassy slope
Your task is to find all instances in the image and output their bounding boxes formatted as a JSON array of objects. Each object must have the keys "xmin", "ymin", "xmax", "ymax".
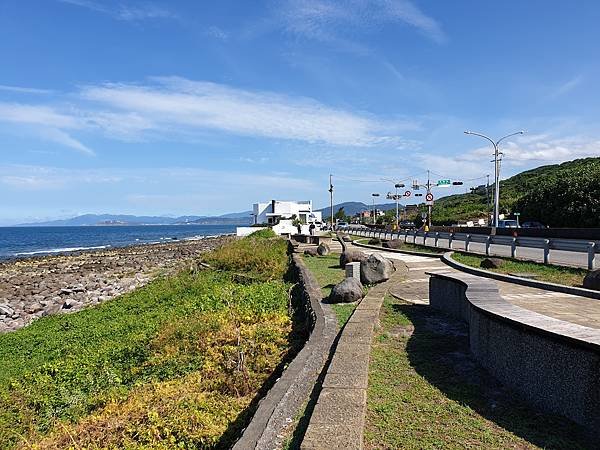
[
  {"xmin": 365, "ymin": 296, "xmax": 590, "ymax": 449},
  {"xmin": 432, "ymin": 157, "xmax": 600, "ymax": 226},
  {"xmin": 301, "ymin": 254, "xmax": 355, "ymax": 328},
  {"xmin": 452, "ymin": 252, "xmax": 588, "ymax": 287},
  {"xmin": 0, "ymin": 236, "xmax": 295, "ymax": 449}
]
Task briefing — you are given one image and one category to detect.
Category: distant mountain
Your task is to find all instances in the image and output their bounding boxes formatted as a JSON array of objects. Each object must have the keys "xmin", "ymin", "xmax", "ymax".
[
  {"xmin": 316, "ymin": 201, "xmax": 399, "ymax": 217},
  {"xmin": 16, "ymin": 212, "xmax": 252, "ymax": 227}
]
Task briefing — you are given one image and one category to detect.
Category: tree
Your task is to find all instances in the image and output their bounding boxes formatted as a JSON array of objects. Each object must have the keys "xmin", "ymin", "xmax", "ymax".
[{"xmin": 334, "ymin": 207, "xmax": 347, "ymax": 222}]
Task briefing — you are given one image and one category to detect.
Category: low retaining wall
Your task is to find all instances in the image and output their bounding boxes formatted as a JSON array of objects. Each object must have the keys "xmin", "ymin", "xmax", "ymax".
[
  {"xmin": 429, "ymin": 271, "xmax": 600, "ymax": 436},
  {"xmin": 233, "ymin": 253, "xmax": 337, "ymax": 449},
  {"xmin": 352, "ymin": 238, "xmax": 443, "ymax": 258},
  {"xmin": 442, "ymin": 251, "xmax": 600, "ymax": 300}
]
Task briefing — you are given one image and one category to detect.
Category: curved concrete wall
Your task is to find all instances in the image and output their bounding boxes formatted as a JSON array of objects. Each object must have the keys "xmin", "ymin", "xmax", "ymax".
[{"xmin": 429, "ymin": 271, "xmax": 600, "ymax": 437}]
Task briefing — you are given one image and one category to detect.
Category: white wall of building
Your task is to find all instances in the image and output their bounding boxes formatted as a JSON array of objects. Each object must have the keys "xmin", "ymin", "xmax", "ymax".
[{"xmin": 253, "ymin": 200, "xmax": 321, "ymax": 225}]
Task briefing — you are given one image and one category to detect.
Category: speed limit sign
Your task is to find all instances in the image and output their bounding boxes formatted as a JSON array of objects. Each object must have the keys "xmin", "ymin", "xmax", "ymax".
[{"xmin": 426, "ymin": 193, "xmax": 434, "ymax": 202}]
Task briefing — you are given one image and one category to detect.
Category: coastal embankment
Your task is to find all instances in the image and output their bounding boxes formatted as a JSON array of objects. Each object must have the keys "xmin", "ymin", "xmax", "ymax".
[{"xmin": 0, "ymin": 236, "xmax": 232, "ymax": 333}]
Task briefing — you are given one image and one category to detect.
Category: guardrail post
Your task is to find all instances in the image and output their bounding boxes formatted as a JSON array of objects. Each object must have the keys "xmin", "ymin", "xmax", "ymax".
[
  {"xmin": 485, "ymin": 236, "xmax": 491, "ymax": 256},
  {"xmin": 465, "ymin": 234, "xmax": 471, "ymax": 252},
  {"xmin": 449, "ymin": 232, "xmax": 454, "ymax": 249},
  {"xmin": 413, "ymin": 231, "xmax": 418, "ymax": 244},
  {"xmin": 543, "ymin": 239, "xmax": 550, "ymax": 264},
  {"xmin": 588, "ymin": 242, "xmax": 596, "ymax": 270},
  {"xmin": 434, "ymin": 232, "xmax": 439, "ymax": 247},
  {"xmin": 511, "ymin": 238, "xmax": 517, "ymax": 259},
  {"xmin": 422, "ymin": 231, "xmax": 427, "ymax": 245}
]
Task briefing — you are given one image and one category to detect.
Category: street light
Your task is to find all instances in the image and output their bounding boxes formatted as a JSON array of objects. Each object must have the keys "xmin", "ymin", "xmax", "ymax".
[
  {"xmin": 371, "ymin": 193, "xmax": 380, "ymax": 225},
  {"xmin": 464, "ymin": 130, "xmax": 524, "ymax": 227}
]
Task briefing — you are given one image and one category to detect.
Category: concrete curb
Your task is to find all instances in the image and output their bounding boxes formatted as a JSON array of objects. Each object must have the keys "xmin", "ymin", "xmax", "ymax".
[
  {"xmin": 352, "ymin": 239, "xmax": 443, "ymax": 259},
  {"xmin": 428, "ymin": 270, "xmax": 600, "ymax": 437},
  {"xmin": 442, "ymin": 251, "xmax": 600, "ymax": 300},
  {"xmin": 232, "ymin": 254, "xmax": 338, "ymax": 450},
  {"xmin": 300, "ymin": 265, "xmax": 407, "ymax": 450}
]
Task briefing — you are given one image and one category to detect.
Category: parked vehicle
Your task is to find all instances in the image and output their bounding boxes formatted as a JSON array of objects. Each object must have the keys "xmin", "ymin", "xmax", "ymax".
[
  {"xmin": 497, "ymin": 220, "xmax": 519, "ymax": 228},
  {"xmin": 336, "ymin": 222, "xmax": 349, "ymax": 229},
  {"xmin": 521, "ymin": 221, "xmax": 546, "ymax": 229},
  {"xmin": 399, "ymin": 220, "xmax": 416, "ymax": 229}
]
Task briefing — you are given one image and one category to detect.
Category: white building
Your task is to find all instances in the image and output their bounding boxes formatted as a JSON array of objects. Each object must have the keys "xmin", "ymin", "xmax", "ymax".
[{"xmin": 253, "ymin": 200, "xmax": 322, "ymax": 226}]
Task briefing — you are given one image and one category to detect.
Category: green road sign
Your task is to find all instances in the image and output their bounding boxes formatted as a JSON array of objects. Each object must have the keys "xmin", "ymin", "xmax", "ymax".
[{"xmin": 437, "ymin": 179, "xmax": 451, "ymax": 186}]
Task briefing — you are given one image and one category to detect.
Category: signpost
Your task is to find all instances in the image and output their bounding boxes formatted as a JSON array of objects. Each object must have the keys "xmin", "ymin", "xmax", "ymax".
[
  {"xmin": 437, "ymin": 179, "xmax": 451, "ymax": 187},
  {"xmin": 425, "ymin": 192, "xmax": 434, "ymax": 206}
]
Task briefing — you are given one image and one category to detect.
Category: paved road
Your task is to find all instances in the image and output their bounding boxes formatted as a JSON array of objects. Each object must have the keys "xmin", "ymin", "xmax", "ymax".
[
  {"xmin": 352, "ymin": 231, "xmax": 599, "ymax": 269},
  {"xmin": 349, "ymin": 243, "xmax": 600, "ymax": 329}
]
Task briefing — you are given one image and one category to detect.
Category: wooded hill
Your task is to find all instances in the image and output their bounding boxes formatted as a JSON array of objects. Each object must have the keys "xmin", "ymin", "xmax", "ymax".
[{"xmin": 431, "ymin": 157, "xmax": 600, "ymax": 227}]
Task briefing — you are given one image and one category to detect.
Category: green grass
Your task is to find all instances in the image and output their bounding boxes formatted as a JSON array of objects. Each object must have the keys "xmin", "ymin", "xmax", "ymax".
[
  {"xmin": 365, "ymin": 296, "xmax": 590, "ymax": 449},
  {"xmin": 0, "ymin": 235, "xmax": 296, "ymax": 449},
  {"xmin": 301, "ymin": 254, "xmax": 358, "ymax": 328},
  {"xmin": 452, "ymin": 252, "xmax": 588, "ymax": 287},
  {"xmin": 301, "ymin": 254, "xmax": 345, "ymax": 298}
]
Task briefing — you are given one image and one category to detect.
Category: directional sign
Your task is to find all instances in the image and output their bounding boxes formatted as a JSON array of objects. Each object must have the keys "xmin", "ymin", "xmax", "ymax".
[{"xmin": 437, "ymin": 179, "xmax": 451, "ymax": 187}]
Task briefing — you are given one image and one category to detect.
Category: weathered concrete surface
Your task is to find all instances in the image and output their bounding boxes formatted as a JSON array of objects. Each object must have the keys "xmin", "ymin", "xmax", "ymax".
[
  {"xmin": 429, "ymin": 271, "xmax": 600, "ymax": 437},
  {"xmin": 301, "ymin": 261, "xmax": 404, "ymax": 450},
  {"xmin": 0, "ymin": 237, "xmax": 229, "ymax": 333},
  {"xmin": 233, "ymin": 253, "xmax": 338, "ymax": 450}
]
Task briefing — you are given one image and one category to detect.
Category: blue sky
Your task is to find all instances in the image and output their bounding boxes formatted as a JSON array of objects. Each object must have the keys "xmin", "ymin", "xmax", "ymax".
[{"xmin": 1, "ymin": 0, "xmax": 599, "ymax": 224}]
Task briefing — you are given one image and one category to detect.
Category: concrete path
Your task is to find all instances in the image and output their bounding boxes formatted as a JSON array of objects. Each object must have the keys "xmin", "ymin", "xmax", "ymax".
[{"xmin": 351, "ymin": 243, "xmax": 600, "ymax": 330}]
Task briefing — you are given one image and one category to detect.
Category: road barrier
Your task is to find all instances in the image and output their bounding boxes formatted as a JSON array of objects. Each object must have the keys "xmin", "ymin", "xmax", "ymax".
[{"xmin": 345, "ymin": 227, "xmax": 599, "ymax": 270}]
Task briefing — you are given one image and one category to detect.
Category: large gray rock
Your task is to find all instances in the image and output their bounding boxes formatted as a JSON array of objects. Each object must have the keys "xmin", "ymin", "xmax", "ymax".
[
  {"xmin": 317, "ymin": 243, "xmax": 330, "ymax": 256},
  {"xmin": 340, "ymin": 251, "xmax": 367, "ymax": 267},
  {"xmin": 341, "ymin": 234, "xmax": 352, "ymax": 242},
  {"xmin": 329, "ymin": 277, "xmax": 364, "ymax": 303},
  {"xmin": 304, "ymin": 248, "xmax": 319, "ymax": 257},
  {"xmin": 383, "ymin": 239, "xmax": 404, "ymax": 249},
  {"xmin": 480, "ymin": 257, "xmax": 505, "ymax": 269},
  {"xmin": 368, "ymin": 238, "xmax": 382, "ymax": 246},
  {"xmin": 360, "ymin": 253, "xmax": 394, "ymax": 284},
  {"xmin": 583, "ymin": 270, "xmax": 600, "ymax": 291}
]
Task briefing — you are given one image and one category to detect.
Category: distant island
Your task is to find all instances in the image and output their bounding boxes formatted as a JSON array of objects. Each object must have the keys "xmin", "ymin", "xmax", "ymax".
[{"xmin": 15, "ymin": 212, "xmax": 253, "ymax": 227}]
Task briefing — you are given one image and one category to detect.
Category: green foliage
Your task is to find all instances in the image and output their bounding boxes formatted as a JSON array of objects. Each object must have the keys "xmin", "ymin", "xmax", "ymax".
[
  {"xmin": 0, "ymin": 238, "xmax": 292, "ymax": 449},
  {"xmin": 248, "ymin": 228, "xmax": 277, "ymax": 239},
  {"xmin": 334, "ymin": 207, "xmax": 348, "ymax": 222},
  {"xmin": 433, "ymin": 157, "xmax": 600, "ymax": 227},
  {"xmin": 206, "ymin": 235, "xmax": 288, "ymax": 280}
]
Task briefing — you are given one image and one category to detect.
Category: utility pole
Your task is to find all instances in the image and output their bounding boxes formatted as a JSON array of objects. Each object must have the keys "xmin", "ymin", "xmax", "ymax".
[
  {"xmin": 465, "ymin": 130, "xmax": 524, "ymax": 227},
  {"xmin": 426, "ymin": 170, "xmax": 432, "ymax": 228},
  {"xmin": 486, "ymin": 174, "xmax": 490, "ymax": 222},
  {"xmin": 395, "ymin": 184, "xmax": 400, "ymax": 228},
  {"xmin": 328, "ymin": 174, "xmax": 334, "ymax": 228}
]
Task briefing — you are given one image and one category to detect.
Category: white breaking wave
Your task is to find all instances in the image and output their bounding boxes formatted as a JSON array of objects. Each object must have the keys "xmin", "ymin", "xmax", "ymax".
[{"xmin": 15, "ymin": 245, "xmax": 110, "ymax": 256}]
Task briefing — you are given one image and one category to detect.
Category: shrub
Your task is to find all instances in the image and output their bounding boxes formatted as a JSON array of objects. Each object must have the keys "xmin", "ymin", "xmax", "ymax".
[
  {"xmin": 368, "ymin": 238, "xmax": 382, "ymax": 245},
  {"xmin": 248, "ymin": 228, "xmax": 277, "ymax": 239}
]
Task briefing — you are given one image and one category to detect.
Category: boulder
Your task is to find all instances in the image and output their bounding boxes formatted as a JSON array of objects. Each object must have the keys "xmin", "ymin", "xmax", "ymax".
[
  {"xmin": 583, "ymin": 270, "xmax": 600, "ymax": 291},
  {"xmin": 341, "ymin": 235, "xmax": 352, "ymax": 242},
  {"xmin": 340, "ymin": 250, "xmax": 367, "ymax": 267},
  {"xmin": 304, "ymin": 248, "xmax": 319, "ymax": 257},
  {"xmin": 368, "ymin": 238, "xmax": 382, "ymax": 246},
  {"xmin": 383, "ymin": 239, "xmax": 404, "ymax": 249},
  {"xmin": 480, "ymin": 257, "xmax": 505, "ymax": 269},
  {"xmin": 360, "ymin": 253, "xmax": 394, "ymax": 284},
  {"xmin": 329, "ymin": 277, "xmax": 364, "ymax": 303},
  {"xmin": 317, "ymin": 243, "xmax": 330, "ymax": 256}
]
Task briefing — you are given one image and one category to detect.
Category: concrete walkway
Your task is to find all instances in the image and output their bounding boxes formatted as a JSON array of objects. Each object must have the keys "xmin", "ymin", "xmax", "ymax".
[{"xmin": 354, "ymin": 244, "xmax": 600, "ymax": 330}]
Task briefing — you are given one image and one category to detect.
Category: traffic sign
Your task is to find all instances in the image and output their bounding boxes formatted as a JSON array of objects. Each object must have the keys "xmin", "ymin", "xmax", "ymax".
[
  {"xmin": 404, "ymin": 190, "xmax": 411, "ymax": 197},
  {"xmin": 437, "ymin": 179, "xmax": 451, "ymax": 187},
  {"xmin": 425, "ymin": 193, "xmax": 434, "ymax": 202}
]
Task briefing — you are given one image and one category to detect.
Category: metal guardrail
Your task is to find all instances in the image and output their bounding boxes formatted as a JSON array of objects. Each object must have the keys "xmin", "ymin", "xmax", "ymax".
[{"xmin": 344, "ymin": 227, "xmax": 599, "ymax": 270}]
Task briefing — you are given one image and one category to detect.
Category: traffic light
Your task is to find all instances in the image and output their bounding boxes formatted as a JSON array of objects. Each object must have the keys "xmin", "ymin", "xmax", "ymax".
[{"xmin": 452, "ymin": 181, "xmax": 464, "ymax": 185}]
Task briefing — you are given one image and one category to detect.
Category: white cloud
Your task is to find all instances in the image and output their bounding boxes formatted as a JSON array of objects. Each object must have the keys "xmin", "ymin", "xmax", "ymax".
[
  {"xmin": 0, "ymin": 85, "xmax": 54, "ymax": 95},
  {"xmin": 40, "ymin": 128, "xmax": 95, "ymax": 156},
  {"xmin": 275, "ymin": 0, "xmax": 446, "ymax": 45},
  {"xmin": 205, "ymin": 26, "xmax": 229, "ymax": 41},
  {"xmin": 58, "ymin": 0, "xmax": 177, "ymax": 21},
  {"xmin": 550, "ymin": 75, "xmax": 584, "ymax": 99}
]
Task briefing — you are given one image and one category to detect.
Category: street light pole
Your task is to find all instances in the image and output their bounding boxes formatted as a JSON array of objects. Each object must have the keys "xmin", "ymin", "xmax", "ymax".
[
  {"xmin": 394, "ymin": 184, "xmax": 400, "ymax": 228},
  {"xmin": 464, "ymin": 130, "xmax": 524, "ymax": 227},
  {"xmin": 371, "ymin": 193, "xmax": 379, "ymax": 225},
  {"xmin": 329, "ymin": 174, "xmax": 334, "ymax": 228}
]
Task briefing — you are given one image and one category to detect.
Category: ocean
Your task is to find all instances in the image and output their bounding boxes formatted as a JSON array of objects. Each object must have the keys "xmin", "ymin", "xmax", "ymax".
[{"xmin": 0, "ymin": 224, "xmax": 239, "ymax": 260}]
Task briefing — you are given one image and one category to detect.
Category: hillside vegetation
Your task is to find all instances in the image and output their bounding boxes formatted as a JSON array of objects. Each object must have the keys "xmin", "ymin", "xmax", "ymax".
[
  {"xmin": 432, "ymin": 157, "xmax": 600, "ymax": 227},
  {"xmin": 0, "ymin": 235, "xmax": 296, "ymax": 449}
]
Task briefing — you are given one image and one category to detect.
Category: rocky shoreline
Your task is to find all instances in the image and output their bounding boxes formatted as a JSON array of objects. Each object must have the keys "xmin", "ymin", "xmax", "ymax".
[{"xmin": 0, "ymin": 236, "xmax": 232, "ymax": 333}]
